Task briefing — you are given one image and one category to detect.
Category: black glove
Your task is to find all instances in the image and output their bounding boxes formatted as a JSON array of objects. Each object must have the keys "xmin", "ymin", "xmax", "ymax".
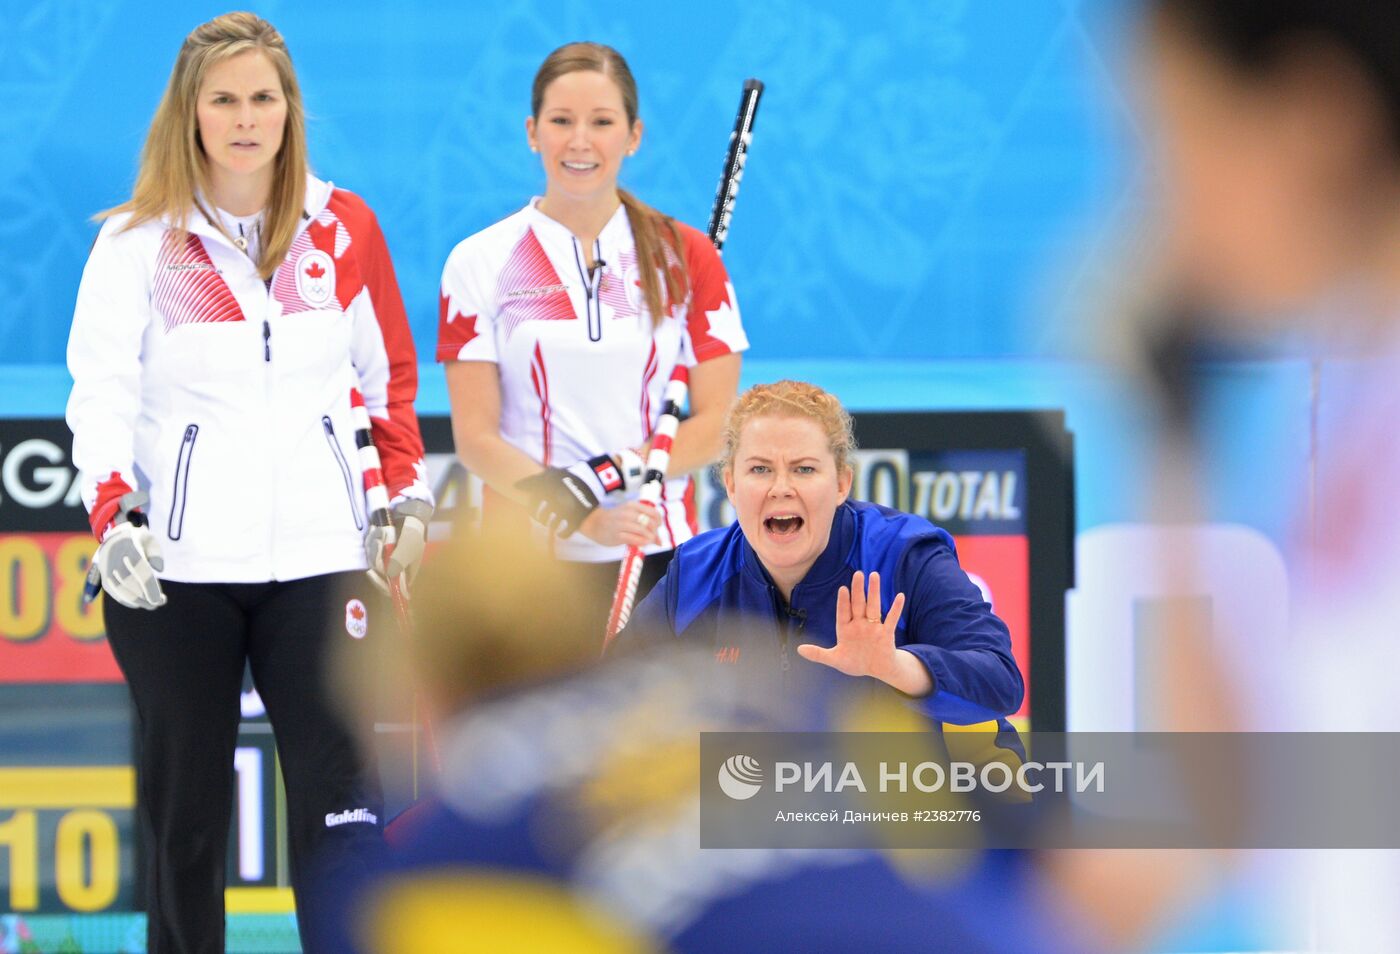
[{"xmin": 515, "ymin": 461, "xmax": 605, "ymax": 537}]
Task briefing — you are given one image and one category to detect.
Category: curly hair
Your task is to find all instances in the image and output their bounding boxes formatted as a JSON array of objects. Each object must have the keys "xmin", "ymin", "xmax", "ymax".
[{"xmin": 718, "ymin": 380, "xmax": 857, "ymax": 476}]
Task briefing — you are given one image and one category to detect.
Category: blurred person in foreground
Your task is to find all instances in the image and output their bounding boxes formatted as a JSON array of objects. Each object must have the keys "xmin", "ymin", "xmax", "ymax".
[
  {"xmin": 312, "ymin": 524, "xmax": 1085, "ymax": 954},
  {"xmin": 1051, "ymin": 2, "xmax": 1400, "ymax": 950}
]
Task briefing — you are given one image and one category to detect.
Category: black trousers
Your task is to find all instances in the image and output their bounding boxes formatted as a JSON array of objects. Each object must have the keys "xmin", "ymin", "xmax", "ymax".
[
  {"xmin": 104, "ymin": 571, "xmax": 384, "ymax": 954},
  {"xmin": 560, "ymin": 549, "xmax": 675, "ymax": 635}
]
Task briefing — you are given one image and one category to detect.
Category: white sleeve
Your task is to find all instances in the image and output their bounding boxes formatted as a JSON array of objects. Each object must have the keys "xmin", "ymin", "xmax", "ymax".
[
  {"xmin": 65, "ymin": 221, "xmax": 152, "ymax": 538},
  {"xmin": 435, "ymin": 241, "xmax": 499, "ymax": 363}
]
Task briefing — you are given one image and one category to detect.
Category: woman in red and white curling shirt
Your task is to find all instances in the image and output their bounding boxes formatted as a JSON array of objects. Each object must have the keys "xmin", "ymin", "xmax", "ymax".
[
  {"xmin": 64, "ymin": 12, "xmax": 431, "ymax": 952},
  {"xmin": 437, "ymin": 42, "xmax": 747, "ymax": 624}
]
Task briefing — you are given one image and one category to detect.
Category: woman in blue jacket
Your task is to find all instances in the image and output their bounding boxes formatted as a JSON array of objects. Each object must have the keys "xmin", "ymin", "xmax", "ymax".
[{"xmin": 624, "ymin": 380, "xmax": 1024, "ymax": 737}]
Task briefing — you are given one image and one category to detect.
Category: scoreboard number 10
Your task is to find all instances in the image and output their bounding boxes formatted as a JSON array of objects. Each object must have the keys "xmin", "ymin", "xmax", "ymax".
[
  {"xmin": 0, "ymin": 740, "xmax": 283, "ymax": 913},
  {"xmin": 0, "ymin": 767, "xmax": 127, "ymax": 912}
]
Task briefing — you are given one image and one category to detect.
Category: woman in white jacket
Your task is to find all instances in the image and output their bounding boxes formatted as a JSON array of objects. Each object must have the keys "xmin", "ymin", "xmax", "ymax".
[{"xmin": 65, "ymin": 13, "xmax": 431, "ymax": 952}]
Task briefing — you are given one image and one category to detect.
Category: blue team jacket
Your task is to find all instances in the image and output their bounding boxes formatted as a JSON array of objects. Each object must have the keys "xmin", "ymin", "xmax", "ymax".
[{"xmin": 625, "ymin": 500, "xmax": 1025, "ymax": 733}]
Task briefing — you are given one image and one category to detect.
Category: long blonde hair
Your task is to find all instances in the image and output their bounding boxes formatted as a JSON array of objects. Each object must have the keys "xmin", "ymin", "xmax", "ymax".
[
  {"xmin": 532, "ymin": 42, "xmax": 689, "ymax": 326},
  {"xmin": 100, "ymin": 12, "xmax": 307, "ymax": 281}
]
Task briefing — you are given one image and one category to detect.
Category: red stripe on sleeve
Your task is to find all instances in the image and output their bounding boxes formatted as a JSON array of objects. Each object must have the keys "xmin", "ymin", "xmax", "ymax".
[{"xmin": 329, "ymin": 189, "xmax": 427, "ymax": 498}]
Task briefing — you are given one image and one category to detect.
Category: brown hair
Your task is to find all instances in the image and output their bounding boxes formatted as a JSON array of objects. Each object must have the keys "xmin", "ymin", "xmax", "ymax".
[
  {"xmin": 100, "ymin": 12, "xmax": 308, "ymax": 281},
  {"xmin": 719, "ymin": 380, "xmax": 858, "ymax": 476},
  {"xmin": 532, "ymin": 42, "xmax": 689, "ymax": 325}
]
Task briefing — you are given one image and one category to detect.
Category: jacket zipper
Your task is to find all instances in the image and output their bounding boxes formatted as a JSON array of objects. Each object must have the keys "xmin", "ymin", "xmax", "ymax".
[
  {"xmin": 323, "ymin": 417, "xmax": 365, "ymax": 530},
  {"xmin": 259, "ymin": 209, "xmax": 309, "ymax": 575},
  {"xmin": 772, "ymin": 586, "xmax": 806, "ymax": 685},
  {"xmin": 784, "ymin": 605, "xmax": 806, "ymax": 680},
  {"xmin": 167, "ymin": 424, "xmax": 199, "ymax": 540},
  {"xmin": 263, "ymin": 275, "xmax": 276, "ymax": 575},
  {"xmin": 572, "ymin": 239, "xmax": 603, "ymax": 342}
]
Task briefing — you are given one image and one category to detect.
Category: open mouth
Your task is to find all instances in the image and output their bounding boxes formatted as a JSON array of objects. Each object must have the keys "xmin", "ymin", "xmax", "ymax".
[
  {"xmin": 763, "ymin": 515, "xmax": 803, "ymax": 536},
  {"xmin": 562, "ymin": 161, "xmax": 599, "ymax": 172}
]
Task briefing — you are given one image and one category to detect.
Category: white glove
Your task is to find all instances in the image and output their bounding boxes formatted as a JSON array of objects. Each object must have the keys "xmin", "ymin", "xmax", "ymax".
[
  {"xmin": 612, "ymin": 448, "xmax": 647, "ymax": 495},
  {"xmin": 96, "ymin": 520, "xmax": 167, "ymax": 611},
  {"xmin": 366, "ymin": 499, "xmax": 433, "ymax": 596}
]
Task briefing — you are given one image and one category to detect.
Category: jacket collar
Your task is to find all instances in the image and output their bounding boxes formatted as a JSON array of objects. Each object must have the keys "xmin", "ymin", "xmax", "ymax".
[
  {"xmin": 738, "ymin": 501, "xmax": 859, "ymax": 597},
  {"xmin": 523, "ymin": 196, "xmax": 632, "ymax": 250},
  {"xmin": 177, "ymin": 172, "xmax": 331, "ymax": 249}
]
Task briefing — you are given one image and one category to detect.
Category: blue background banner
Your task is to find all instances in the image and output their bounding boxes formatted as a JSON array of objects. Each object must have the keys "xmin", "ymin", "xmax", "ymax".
[{"xmin": 1, "ymin": 0, "xmax": 1135, "ymax": 366}]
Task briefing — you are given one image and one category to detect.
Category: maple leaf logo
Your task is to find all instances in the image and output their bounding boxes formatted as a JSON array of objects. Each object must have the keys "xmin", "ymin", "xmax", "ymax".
[
  {"xmin": 305, "ymin": 260, "xmax": 326, "ymax": 279},
  {"xmin": 350, "ymin": 603, "xmax": 365, "ymax": 621},
  {"xmin": 447, "ymin": 310, "xmax": 480, "ymax": 349}
]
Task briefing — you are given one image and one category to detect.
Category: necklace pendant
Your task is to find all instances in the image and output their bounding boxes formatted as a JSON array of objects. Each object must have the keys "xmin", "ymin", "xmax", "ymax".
[{"xmin": 233, "ymin": 235, "xmax": 248, "ymax": 252}]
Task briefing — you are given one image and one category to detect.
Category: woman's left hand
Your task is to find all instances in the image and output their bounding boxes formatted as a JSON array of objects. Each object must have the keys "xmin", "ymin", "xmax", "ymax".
[
  {"xmin": 797, "ymin": 571, "xmax": 933, "ymax": 696},
  {"xmin": 576, "ymin": 501, "xmax": 663, "ymax": 549}
]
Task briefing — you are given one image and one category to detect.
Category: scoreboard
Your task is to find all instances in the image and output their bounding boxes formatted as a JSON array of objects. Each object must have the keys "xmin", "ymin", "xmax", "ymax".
[{"xmin": 0, "ymin": 411, "xmax": 1073, "ymax": 916}]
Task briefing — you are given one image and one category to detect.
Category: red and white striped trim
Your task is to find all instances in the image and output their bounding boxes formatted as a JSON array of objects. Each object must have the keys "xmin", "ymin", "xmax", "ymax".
[
  {"xmin": 350, "ymin": 388, "xmax": 394, "ymax": 544},
  {"xmin": 152, "ymin": 232, "xmax": 244, "ymax": 333},
  {"xmin": 530, "ymin": 342, "xmax": 552, "ymax": 466},
  {"xmin": 640, "ymin": 340, "xmax": 658, "ymax": 435}
]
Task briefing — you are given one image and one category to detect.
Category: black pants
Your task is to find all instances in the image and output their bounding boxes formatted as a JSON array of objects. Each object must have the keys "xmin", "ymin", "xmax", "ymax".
[
  {"xmin": 105, "ymin": 572, "xmax": 384, "ymax": 954},
  {"xmin": 561, "ymin": 550, "xmax": 674, "ymax": 635}
]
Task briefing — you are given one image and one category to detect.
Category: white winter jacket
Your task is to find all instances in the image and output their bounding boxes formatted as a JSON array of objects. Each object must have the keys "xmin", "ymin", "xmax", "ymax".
[{"xmin": 66, "ymin": 174, "xmax": 431, "ymax": 583}]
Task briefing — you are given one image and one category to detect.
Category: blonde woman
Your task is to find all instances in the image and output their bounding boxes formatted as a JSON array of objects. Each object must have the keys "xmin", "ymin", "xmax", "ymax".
[
  {"xmin": 65, "ymin": 12, "xmax": 430, "ymax": 950},
  {"xmin": 625, "ymin": 381, "xmax": 1023, "ymax": 741}
]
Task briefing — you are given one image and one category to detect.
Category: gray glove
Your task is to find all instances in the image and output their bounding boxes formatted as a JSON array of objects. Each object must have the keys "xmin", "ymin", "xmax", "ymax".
[
  {"xmin": 365, "ymin": 498, "xmax": 433, "ymax": 596},
  {"xmin": 93, "ymin": 491, "xmax": 166, "ymax": 611}
]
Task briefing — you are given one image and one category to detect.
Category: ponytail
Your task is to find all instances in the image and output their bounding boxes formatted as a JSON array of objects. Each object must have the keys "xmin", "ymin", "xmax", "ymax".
[{"xmin": 618, "ymin": 189, "xmax": 689, "ymax": 327}]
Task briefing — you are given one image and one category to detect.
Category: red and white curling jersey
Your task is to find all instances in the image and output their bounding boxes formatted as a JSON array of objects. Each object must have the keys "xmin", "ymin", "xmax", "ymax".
[
  {"xmin": 437, "ymin": 199, "xmax": 746, "ymax": 562},
  {"xmin": 67, "ymin": 174, "xmax": 431, "ymax": 583}
]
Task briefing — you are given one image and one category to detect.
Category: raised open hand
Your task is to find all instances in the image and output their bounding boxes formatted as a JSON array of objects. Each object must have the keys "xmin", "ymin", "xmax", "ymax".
[
  {"xmin": 796, "ymin": 571, "xmax": 933, "ymax": 695},
  {"xmin": 798, "ymin": 570, "xmax": 905, "ymax": 678}
]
